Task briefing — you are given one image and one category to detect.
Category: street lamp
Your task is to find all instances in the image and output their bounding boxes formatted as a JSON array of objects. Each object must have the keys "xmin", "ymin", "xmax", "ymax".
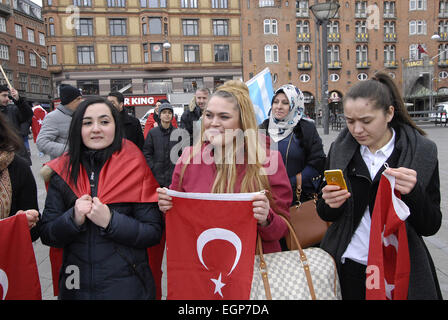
[
  {"xmin": 310, "ymin": 1, "xmax": 340, "ymax": 135},
  {"xmin": 163, "ymin": 41, "xmax": 171, "ymax": 63}
]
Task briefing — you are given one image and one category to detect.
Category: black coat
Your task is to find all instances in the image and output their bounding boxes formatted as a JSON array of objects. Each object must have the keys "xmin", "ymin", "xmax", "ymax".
[
  {"xmin": 40, "ymin": 152, "xmax": 163, "ymax": 300},
  {"xmin": 7, "ymin": 154, "xmax": 39, "ymax": 241},
  {"xmin": 120, "ymin": 110, "xmax": 144, "ymax": 150},
  {"xmin": 143, "ymin": 125, "xmax": 184, "ymax": 188}
]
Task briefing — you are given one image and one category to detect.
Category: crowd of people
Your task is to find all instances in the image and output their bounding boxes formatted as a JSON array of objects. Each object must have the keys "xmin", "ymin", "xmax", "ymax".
[{"xmin": 0, "ymin": 73, "xmax": 443, "ymax": 300}]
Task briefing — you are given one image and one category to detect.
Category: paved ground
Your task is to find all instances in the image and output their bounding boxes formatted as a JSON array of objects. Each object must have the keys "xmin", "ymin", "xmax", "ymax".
[{"xmin": 29, "ymin": 123, "xmax": 448, "ymax": 300}]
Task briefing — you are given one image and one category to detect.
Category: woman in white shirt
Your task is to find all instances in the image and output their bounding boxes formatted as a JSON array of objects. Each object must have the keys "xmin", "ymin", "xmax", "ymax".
[{"xmin": 317, "ymin": 72, "xmax": 442, "ymax": 300}]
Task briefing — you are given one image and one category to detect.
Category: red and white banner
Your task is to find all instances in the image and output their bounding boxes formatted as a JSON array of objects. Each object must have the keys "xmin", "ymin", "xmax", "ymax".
[
  {"xmin": 165, "ymin": 190, "xmax": 258, "ymax": 300},
  {"xmin": 367, "ymin": 173, "xmax": 410, "ymax": 300},
  {"xmin": 31, "ymin": 105, "xmax": 47, "ymax": 143},
  {"xmin": 0, "ymin": 214, "xmax": 41, "ymax": 300}
]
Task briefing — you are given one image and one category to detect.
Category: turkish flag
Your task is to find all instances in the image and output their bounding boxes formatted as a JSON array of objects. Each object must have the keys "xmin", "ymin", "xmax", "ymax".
[
  {"xmin": 45, "ymin": 140, "xmax": 159, "ymax": 296},
  {"xmin": 417, "ymin": 44, "xmax": 428, "ymax": 55},
  {"xmin": 31, "ymin": 105, "xmax": 47, "ymax": 143},
  {"xmin": 366, "ymin": 173, "xmax": 410, "ymax": 300},
  {"xmin": 0, "ymin": 214, "xmax": 42, "ymax": 300},
  {"xmin": 165, "ymin": 190, "xmax": 258, "ymax": 300}
]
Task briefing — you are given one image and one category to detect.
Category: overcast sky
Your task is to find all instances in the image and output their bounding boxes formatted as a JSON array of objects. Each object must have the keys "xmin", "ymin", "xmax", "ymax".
[{"xmin": 30, "ymin": 0, "xmax": 42, "ymax": 6}]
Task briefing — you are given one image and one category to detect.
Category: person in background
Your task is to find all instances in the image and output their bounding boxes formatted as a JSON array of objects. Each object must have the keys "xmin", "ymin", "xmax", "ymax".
[
  {"xmin": 0, "ymin": 85, "xmax": 33, "ymax": 165},
  {"xmin": 40, "ymin": 97, "xmax": 162, "ymax": 299},
  {"xmin": 107, "ymin": 91, "xmax": 144, "ymax": 150},
  {"xmin": 37, "ymin": 84, "xmax": 83, "ymax": 159},
  {"xmin": 143, "ymin": 99, "xmax": 177, "ymax": 139},
  {"xmin": 0, "ymin": 113, "xmax": 39, "ymax": 241},
  {"xmin": 180, "ymin": 88, "xmax": 210, "ymax": 146},
  {"xmin": 259, "ymin": 84, "xmax": 325, "ymax": 206},
  {"xmin": 317, "ymin": 72, "xmax": 442, "ymax": 300}
]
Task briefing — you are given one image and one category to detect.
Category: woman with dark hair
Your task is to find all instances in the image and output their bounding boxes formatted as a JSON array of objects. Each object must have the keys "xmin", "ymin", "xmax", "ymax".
[
  {"xmin": 0, "ymin": 113, "xmax": 39, "ymax": 240},
  {"xmin": 317, "ymin": 73, "xmax": 442, "ymax": 299},
  {"xmin": 40, "ymin": 97, "xmax": 162, "ymax": 300}
]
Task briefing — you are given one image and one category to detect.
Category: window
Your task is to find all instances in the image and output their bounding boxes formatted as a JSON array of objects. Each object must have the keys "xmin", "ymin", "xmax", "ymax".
[
  {"xmin": 182, "ymin": 19, "xmax": 199, "ymax": 36},
  {"xmin": 296, "ymin": 0, "xmax": 309, "ymax": 17},
  {"xmin": 384, "ymin": 21, "xmax": 395, "ymax": 34},
  {"xmin": 39, "ymin": 32, "xmax": 45, "ymax": 45},
  {"xmin": 42, "ymin": 78, "xmax": 50, "ymax": 94},
  {"xmin": 384, "ymin": 45, "xmax": 396, "ymax": 62},
  {"xmin": 74, "ymin": 0, "xmax": 92, "ymax": 6},
  {"xmin": 409, "ymin": 44, "xmax": 426, "ymax": 60},
  {"xmin": 150, "ymin": 43, "xmax": 163, "ymax": 62},
  {"xmin": 40, "ymin": 56, "xmax": 47, "ymax": 69},
  {"xmin": 143, "ymin": 43, "xmax": 149, "ymax": 63},
  {"xmin": 111, "ymin": 79, "xmax": 132, "ymax": 93},
  {"xmin": 77, "ymin": 18, "xmax": 93, "ymax": 36},
  {"xmin": 265, "ymin": 44, "xmax": 279, "ymax": 63},
  {"xmin": 409, "ymin": 20, "xmax": 426, "ymax": 35},
  {"xmin": 30, "ymin": 53, "xmax": 37, "ymax": 67},
  {"xmin": 410, "ymin": 0, "xmax": 426, "ymax": 11},
  {"xmin": 357, "ymin": 73, "xmax": 368, "ymax": 81},
  {"xmin": 22, "ymin": 2, "xmax": 30, "ymax": 14},
  {"xmin": 328, "ymin": 45, "xmax": 340, "ymax": 63},
  {"xmin": 213, "ymin": 20, "xmax": 229, "ymax": 36},
  {"xmin": 0, "ymin": 45, "xmax": 9, "ymax": 60},
  {"xmin": 300, "ymin": 74, "xmax": 310, "ymax": 82},
  {"xmin": 18, "ymin": 50, "xmax": 25, "ymax": 64},
  {"xmin": 259, "ymin": 0, "xmax": 275, "ymax": 7},
  {"xmin": 144, "ymin": 79, "xmax": 172, "ymax": 94},
  {"xmin": 329, "ymin": 74, "xmax": 340, "ymax": 82},
  {"xmin": 48, "ymin": 18, "xmax": 55, "ymax": 36},
  {"xmin": 439, "ymin": 71, "xmax": 448, "ymax": 79},
  {"xmin": 0, "ymin": 17, "xmax": 5, "ymax": 33},
  {"xmin": 327, "ymin": 21, "xmax": 339, "ymax": 34},
  {"xmin": 181, "ymin": 0, "xmax": 197, "ymax": 8},
  {"xmin": 355, "ymin": 1, "xmax": 367, "ymax": 17},
  {"xmin": 439, "ymin": 44, "xmax": 448, "ymax": 61},
  {"xmin": 383, "ymin": 1, "xmax": 395, "ymax": 17},
  {"xmin": 77, "ymin": 46, "xmax": 95, "ymax": 64},
  {"xmin": 183, "ymin": 77, "xmax": 203, "ymax": 93},
  {"xmin": 19, "ymin": 73, "xmax": 27, "ymax": 91},
  {"xmin": 77, "ymin": 80, "xmax": 99, "ymax": 95},
  {"xmin": 30, "ymin": 76, "xmax": 40, "ymax": 93},
  {"xmin": 109, "ymin": 19, "xmax": 127, "ymax": 36},
  {"xmin": 211, "ymin": 0, "xmax": 227, "ymax": 9},
  {"xmin": 111, "ymin": 45, "xmax": 128, "ymax": 64},
  {"xmin": 15, "ymin": 24, "xmax": 22, "ymax": 39},
  {"xmin": 355, "ymin": 21, "xmax": 367, "ymax": 35},
  {"xmin": 264, "ymin": 19, "xmax": 278, "ymax": 35},
  {"xmin": 27, "ymin": 29, "xmax": 35, "ymax": 43},
  {"xmin": 297, "ymin": 45, "xmax": 310, "ymax": 63},
  {"xmin": 140, "ymin": 0, "xmax": 166, "ymax": 7},
  {"xmin": 441, "ymin": 1, "xmax": 448, "ymax": 16},
  {"xmin": 148, "ymin": 18, "xmax": 162, "ymax": 34},
  {"xmin": 107, "ymin": 0, "xmax": 126, "ymax": 7},
  {"xmin": 214, "ymin": 44, "xmax": 229, "ymax": 62},
  {"xmin": 184, "ymin": 45, "xmax": 200, "ymax": 63}
]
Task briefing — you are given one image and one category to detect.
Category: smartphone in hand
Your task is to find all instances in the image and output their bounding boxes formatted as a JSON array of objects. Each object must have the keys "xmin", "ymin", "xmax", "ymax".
[{"xmin": 324, "ymin": 169, "xmax": 347, "ymax": 190}]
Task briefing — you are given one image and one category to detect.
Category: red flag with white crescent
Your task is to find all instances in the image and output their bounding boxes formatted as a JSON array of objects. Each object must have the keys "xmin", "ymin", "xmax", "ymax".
[
  {"xmin": 31, "ymin": 105, "xmax": 47, "ymax": 143},
  {"xmin": 366, "ymin": 173, "xmax": 410, "ymax": 300},
  {"xmin": 0, "ymin": 214, "xmax": 42, "ymax": 300},
  {"xmin": 45, "ymin": 140, "xmax": 159, "ymax": 296},
  {"xmin": 165, "ymin": 190, "xmax": 258, "ymax": 300}
]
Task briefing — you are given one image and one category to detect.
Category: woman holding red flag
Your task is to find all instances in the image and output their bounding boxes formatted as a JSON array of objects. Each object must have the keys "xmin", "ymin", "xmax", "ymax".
[{"xmin": 40, "ymin": 97, "xmax": 162, "ymax": 300}]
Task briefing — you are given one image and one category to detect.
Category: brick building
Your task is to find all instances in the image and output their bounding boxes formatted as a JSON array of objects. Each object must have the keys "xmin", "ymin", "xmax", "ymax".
[{"xmin": 0, "ymin": 0, "xmax": 51, "ymax": 106}]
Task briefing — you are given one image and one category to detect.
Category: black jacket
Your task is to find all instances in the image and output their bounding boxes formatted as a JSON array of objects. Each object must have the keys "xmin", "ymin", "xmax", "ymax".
[
  {"xmin": 143, "ymin": 125, "xmax": 184, "ymax": 188},
  {"xmin": 7, "ymin": 154, "xmax": 39, "ymax": 241},
  {"xmin": 40, "ymin": 151, "xmax": 163, "ymax": 300},
  {"xmin": 120, "ymin": 110, "xmax": 144, "ymax": 150},
  {"xmin": 317, "ymin": 125, "xmax": 442, "ymax": 299},
  {"xmin": 180, "ymin": 105, "xmax": 201, "ymax": 146}
]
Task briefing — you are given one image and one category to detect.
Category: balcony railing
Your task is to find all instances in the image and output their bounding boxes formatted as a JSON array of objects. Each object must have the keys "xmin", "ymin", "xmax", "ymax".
[
  {"xmin": 296, "ymin": 33, "xmax": 311, "ymax": 42},
  {"xmin": 328, "ymin": 32, "xmax": 340, "ymax": 42},
  {"xmin": 438, "ymin": 32, "xmax": 448, "ymax": 42},
  {"xmin": 439, "ymin": 59, "xmax": 448, "ymax": 68},
  {"xmin": 354, "ymin": 12, "xmax": 367, "ymax": 19},
  {"xmin": 383, "ymin": 12, "xmax": 396, "ymax": 19},
  {"xmin": 298, "ymin": 62, "xmax": 312, "ymax": 70},
  {"xmin": 328, "ymin": 60, "xmax": 342, "ymax": 69},
  {"xmin": 384, "ymin": 33, "xmax": 397, "ymax": 42},
  {"xmin": 0, "ymin": 2, "xmax": 12, "ymax": 16},
  {"xmin": 356, "ymin": 61, "xmax": 371, "ymax": 69},
  {"xmin": 296, "ymin": 10, "xmax": 309, "ymax": 18},
  {"xmin": 384, "ymin": 60, "xmax": 398, "ymax": 68},
  {"xmin": 355, "ymin": 33, "xmax": 369, "ymax": 42}
]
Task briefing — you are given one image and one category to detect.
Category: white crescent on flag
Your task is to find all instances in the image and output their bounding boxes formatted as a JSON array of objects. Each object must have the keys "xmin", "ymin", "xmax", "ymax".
[{"xmin": 0, "ymin": 268, "xmax": 8, "ymax": 300}]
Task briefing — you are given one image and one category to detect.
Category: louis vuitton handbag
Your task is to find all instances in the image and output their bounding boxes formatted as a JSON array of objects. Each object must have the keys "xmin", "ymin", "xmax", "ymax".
[{"xmin": 250, "ymin": 216, "xmax": 341, "ymax": 300}]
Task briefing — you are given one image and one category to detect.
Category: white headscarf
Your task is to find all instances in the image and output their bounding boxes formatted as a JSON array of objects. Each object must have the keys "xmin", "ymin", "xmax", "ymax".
[{"xmin": 268, "ymin": 84, "xmax": 305, "ymax": 142}]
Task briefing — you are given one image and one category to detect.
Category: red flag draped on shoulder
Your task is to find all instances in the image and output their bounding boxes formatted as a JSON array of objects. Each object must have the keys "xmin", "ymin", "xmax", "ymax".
[
  {"xmin": 165, "ymin": 190, "xmax": 258, "ymax": 300},
  {"xmin": 45, "ymin": 140, "xmax": 159, "ymax": 296},
  {"xmin": 31, "ymin": 105, "xmax": 47, "ymax": 143},
  {"xmin": 366, "ymin": 173, "xmax": 410, "ymax": 300},
  {"xmin": 0, "ymin": 214, "xmax": 42, "ymax": 300}
]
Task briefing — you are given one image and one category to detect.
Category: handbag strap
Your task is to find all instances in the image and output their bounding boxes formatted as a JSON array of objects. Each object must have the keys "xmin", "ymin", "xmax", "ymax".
[{"xmin": 255, "ymin": 215, "xmax": 317, "ymax": 300}]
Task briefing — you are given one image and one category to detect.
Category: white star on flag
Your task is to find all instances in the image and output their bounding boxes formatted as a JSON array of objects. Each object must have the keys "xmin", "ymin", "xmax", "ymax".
[
  {"xmin": 38, "ymin": 119, "xmax": 43, "ymax": 125},
  {"xmin": 210, "ymin": 273, "xmax": 225, "ymax": 298}
]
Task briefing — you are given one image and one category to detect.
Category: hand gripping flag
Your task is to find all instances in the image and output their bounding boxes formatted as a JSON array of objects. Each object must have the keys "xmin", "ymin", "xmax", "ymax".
[
  {"xmin": 31, "ymin": 105, "xmax": 47, "ymax": 143},
  {"xmin": 0, "ymin": 214, "xmax": 42, "ymax": 300},
  {"xmin": 165, "ymin": 190, "xmax": 258, "ymax": 300},
  {"xmin": 246, "ymin": 68, "xmax": 274, "ymax": 125},
  {"xmin": 45, "ymin": 140, "xmax": 159, "ymax": 296},
  {"xmin": 366, "ymin": 172, "xmax": 411, "ymax": 300}
]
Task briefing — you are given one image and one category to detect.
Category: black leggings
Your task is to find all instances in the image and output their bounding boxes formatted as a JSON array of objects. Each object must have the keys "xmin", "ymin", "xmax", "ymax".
[{"xmin": 340, "ymin": 259, "xmax": 367, "ymax": 300}]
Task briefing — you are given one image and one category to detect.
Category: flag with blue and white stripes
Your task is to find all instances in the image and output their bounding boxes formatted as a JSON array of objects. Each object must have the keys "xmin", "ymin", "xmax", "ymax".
[{"xmin": 246, "ymin": 68, "xmax": 274, "ymax": 125}]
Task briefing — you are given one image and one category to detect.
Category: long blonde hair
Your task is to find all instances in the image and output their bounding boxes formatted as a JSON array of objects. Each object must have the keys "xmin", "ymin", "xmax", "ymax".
[{"xmin": 179, "ymin": 81, "xmax": 273, "ymax": 198}]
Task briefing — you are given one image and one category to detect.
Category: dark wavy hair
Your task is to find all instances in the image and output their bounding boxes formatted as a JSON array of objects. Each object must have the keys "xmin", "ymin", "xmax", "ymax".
[
  {"xmin": 0, "ymin": 112, "xmax": 22, "ymax": 152},
  {"xmin": 343, "ymin": 72, "xmax": 425, "ymax": 136},
  {"xmin": 66, "ymin": 97, "xmax": 124, "ymax": 184}
]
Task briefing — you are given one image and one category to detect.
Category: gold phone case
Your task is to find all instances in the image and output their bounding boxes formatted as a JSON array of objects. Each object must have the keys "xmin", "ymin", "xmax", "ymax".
[{"xmin": 324, "ymin": 169, "xmax": 347, "ymax": 190}]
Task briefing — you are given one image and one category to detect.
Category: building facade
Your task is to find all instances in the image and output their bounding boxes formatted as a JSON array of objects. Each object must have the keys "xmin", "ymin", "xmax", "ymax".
[
  {"xmin": 242, "ymin": 0, "xmax": 448, "ymax": 117},
  {"xmin": 42, "ymin": 0, "xmax": 243, "ymax": 117},
  {"xmin": 0, "ymin": 0, "xmax": 51, "ymax": 106}
]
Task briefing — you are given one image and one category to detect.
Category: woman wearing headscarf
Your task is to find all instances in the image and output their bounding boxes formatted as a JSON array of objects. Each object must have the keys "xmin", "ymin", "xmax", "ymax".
[{"xmin": 259, "ymin": 84, "xmax": 326, "ymax": 205}]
